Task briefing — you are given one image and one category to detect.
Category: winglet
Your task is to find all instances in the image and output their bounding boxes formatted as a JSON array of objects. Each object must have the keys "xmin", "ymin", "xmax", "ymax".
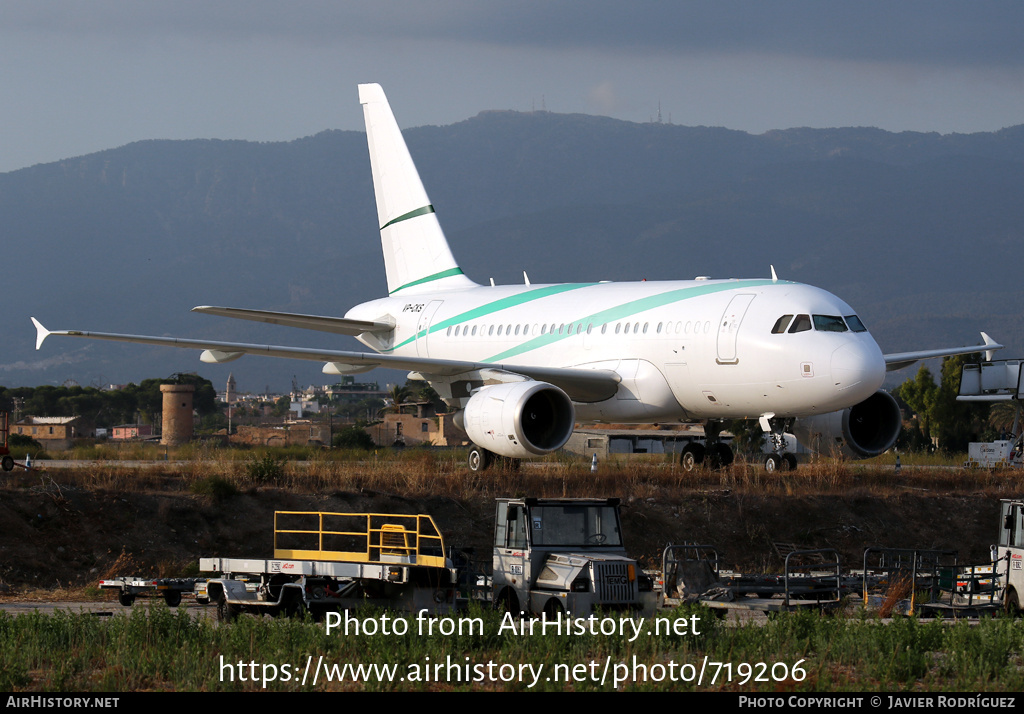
[
  {"xmin": 30, "ymin": 317, "xmax": 50, "ymax": 350},
  {"xmin": 981, "ymin": 332, "xmax": 1001, "ymax": 362}
]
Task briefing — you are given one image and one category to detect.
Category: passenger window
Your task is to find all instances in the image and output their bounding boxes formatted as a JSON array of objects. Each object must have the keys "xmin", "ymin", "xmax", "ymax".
[
  {"xmin": 772, "ymin": 315, "xmax": 793, "ymax": 334},
  {"xmin": 789, "ymin": 314, "xmax": 812, "ymax": 333}
]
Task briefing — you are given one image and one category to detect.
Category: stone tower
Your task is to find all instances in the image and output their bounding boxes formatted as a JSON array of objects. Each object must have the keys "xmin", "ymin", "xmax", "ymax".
[{"xmin": 160, "ymin": 384, "xmax": 195, "ymax": 446}]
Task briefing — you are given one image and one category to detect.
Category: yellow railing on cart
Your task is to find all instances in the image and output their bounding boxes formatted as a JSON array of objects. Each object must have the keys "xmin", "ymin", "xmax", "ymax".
[{"xmin": 273, "ymin": 511, "xmax": 447, "ymax": 568}]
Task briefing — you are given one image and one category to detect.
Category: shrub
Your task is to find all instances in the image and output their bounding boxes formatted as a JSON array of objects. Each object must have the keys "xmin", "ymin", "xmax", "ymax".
[
  {"xmin": 245, "ymin": 454, "xmax": 285, "ymax": 484},
  {"xmin": 190, "ymin": 476, "xmax": 240, "ymax": 502},
  {"xmin": 332, "ymin": 426, "xmax": 376, "ymax": 451}
]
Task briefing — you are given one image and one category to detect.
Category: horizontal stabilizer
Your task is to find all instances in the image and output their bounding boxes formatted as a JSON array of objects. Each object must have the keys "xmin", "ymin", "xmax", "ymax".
[{"xmin": 192, "ymin": 306, "xmax": 394, "ymax": 336}]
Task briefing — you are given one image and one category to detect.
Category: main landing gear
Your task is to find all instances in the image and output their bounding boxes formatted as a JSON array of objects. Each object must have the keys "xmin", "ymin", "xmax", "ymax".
[
  {"xmin": 760, "ymin": 414, "xmax": 798, "ymax": 473},
  {"xmin": 679, "ymin": 421, "xmax": 734, "ymax": 472},
  {"xmin": 467, "ymin": 446, "xmax": 520, "ymax": 473}
]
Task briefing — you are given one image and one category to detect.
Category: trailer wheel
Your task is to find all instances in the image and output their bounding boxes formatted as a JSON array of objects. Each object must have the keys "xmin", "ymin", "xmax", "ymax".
[
  {"xmin": 1, "ymin": 455, "xmax": 13, "ymax": 472},
  {"xmin": 163, "ymin": 590, "xmax": 182, "ymax": 608},
  {"xmin": 117, "ymin": 591, "xmax": 135, "ymax": 607},
  {"xmin": 216, "ymin": 594, "xmax": 237, "ymax": 623},
  {"xmin": 1005, "ymin": 588, "xmax": 1020, "ymax": 617},
  {"xmin": 284, "ymin": 596, "xmax": 306, "ymax": 620}
]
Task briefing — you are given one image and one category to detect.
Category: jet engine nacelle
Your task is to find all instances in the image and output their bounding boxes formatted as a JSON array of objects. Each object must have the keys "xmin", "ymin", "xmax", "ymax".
[
  {"xmin": 792, "ymin": 390, "xmax": 902, "ymax": 459},
  {"xmin": 460, "ymin": 381, "xmax": 575, "ymax": 459}
]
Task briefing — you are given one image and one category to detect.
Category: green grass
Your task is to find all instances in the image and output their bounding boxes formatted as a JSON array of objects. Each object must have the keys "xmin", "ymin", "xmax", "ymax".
[{"xmin": 3, "ymin": 605, "xmax": 1024, "ymax": 691}]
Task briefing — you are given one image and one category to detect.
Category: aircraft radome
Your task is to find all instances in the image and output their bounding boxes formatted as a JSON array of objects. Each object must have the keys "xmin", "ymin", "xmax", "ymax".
[{"xmin": 32, "ymin": 84, "xmax": 1002, "ymax": 472}]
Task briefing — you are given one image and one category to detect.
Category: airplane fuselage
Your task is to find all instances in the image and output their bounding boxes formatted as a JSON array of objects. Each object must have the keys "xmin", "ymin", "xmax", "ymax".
[{"xmin": 346, "ymin": 277, "xmax": 886, "ymax": 423}]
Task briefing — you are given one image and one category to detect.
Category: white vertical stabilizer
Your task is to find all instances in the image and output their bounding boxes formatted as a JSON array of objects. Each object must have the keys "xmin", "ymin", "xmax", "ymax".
[{"xmin": 358, "ymin": 83, "xmax": 477, "ymax": 295}]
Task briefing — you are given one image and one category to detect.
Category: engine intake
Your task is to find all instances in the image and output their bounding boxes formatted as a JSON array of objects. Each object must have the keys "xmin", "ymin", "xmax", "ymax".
[
  {"xmin": 793, "ymin": 389, "xmax": 902, "ymax": 459},
  {"xmin": 460, "ymin": 381, "xmax": 575, "ymax": 459}
]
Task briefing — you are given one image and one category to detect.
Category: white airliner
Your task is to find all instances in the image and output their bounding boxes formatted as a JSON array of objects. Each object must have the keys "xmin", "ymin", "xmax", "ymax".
[{"xmin": 32, "ymin": 83, "xmax": 1001, "ymax": 472}]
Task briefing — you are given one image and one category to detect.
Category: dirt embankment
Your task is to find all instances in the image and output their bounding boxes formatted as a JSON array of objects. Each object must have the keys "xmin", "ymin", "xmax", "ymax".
[{"xmin": 0, "ymin": 465, "xmax": 1005, "ymax": 592}]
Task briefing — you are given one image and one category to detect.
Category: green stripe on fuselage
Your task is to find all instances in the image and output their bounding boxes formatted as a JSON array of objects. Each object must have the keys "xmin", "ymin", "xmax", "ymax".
[
  {"xmin": 386, "ymin": 283, "xmax": 598, "ymax": 352},
  {"xmin": 481, "ymin": 279, "xmax": 780, "ymax": 363}
]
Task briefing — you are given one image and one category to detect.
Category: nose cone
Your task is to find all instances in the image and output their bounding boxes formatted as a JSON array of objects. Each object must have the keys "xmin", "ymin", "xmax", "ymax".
[{"xmin": 831, "ymin": 340, "xmax": 885, "ymax": 400}]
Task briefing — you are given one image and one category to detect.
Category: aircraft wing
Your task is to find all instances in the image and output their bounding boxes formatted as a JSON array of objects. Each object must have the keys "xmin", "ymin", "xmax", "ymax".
[
  {"xmin": 883, "ymin": 332, "xmax": 1002, "ymax": 372},
  {"xmin": 191, "ymin": 306, "xmax": 394, "ymax": 336},
  {"xmin": 30, "ymin": 318, "xmax": 620, "ymax": 403}
]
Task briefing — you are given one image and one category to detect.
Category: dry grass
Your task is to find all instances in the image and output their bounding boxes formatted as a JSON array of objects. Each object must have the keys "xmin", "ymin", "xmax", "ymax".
[
  {"xmin": 877, "ymin": 573, "xmax": 914, "ymax": 618},
  {"xmin": 8, "ymin": 449, "xmax": 1024, "ymax": 503}
]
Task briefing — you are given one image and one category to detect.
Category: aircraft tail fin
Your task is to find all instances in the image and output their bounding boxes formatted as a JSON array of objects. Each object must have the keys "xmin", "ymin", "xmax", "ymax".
[{"xmin": 359, "ymin": 83, "xmax": 477, "ymax": 296}]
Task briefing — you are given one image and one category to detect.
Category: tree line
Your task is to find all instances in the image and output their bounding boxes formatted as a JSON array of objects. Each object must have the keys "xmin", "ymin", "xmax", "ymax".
[{"xmin": 0, "ymin": 374, "xmax": 218, "ymax": 429}]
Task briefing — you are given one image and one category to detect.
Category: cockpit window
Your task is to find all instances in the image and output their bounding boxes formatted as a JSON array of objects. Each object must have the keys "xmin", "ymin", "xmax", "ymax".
[
  {"xmin": 845, "ymin": 315, "xmax": 867, "ymax": 332},
  {"xmin": 771, "ymin": 315, "xmax": 793, "ymax": 334},
  {"xmin": 813, "ymin": 315, "xmax": 848, "ymax": 333},
  {"xmin": 789, "ymin": 314, "xmax": 812, "ymax": 333}
]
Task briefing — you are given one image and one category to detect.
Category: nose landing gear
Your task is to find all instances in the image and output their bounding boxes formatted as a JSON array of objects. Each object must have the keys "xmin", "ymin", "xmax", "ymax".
[{"xmin": 760, "ymin": 414, "xmax": 798, "ymax": 472}]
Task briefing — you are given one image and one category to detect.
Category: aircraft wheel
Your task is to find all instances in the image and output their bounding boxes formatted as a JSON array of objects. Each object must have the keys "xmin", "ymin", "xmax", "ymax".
[
  {"xmin": 783, "ymin": 453, "xmax": 798, "ymax": 471},
  {"xmin": 709, "ymin": 443, "xmax": 734, "ymax": 469},
  {"xmin": 1, "ymin": 456, "xmax": 13, "ymax": 472},
  {"xmin": 468, "ymin": 447, "xmax": 493, "ymax": 473},
  {"xmin": 680, "ymin": 444, "xmax": 705, "ymax": 472},
  {"xmin": 764, "ymin": 454, "xmax": 782, "ymax": 473}
]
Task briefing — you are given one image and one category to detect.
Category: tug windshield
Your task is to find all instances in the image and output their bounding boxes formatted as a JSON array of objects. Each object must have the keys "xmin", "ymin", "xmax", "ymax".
[{"xmin": 528, "ymin": 504, "xmax": 623, "ymax": 547}]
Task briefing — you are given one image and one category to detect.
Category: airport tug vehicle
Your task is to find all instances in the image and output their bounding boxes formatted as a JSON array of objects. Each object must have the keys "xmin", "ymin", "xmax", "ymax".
[{"xmin": 491, "ymin": 498, "xmax": 654, "ymax": 616}]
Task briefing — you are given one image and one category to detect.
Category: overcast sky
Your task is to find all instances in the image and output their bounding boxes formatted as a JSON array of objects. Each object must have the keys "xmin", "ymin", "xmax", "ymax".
[{"xmin": 2, "ymin": 1, "xmax": 1023, "ymax": 173}]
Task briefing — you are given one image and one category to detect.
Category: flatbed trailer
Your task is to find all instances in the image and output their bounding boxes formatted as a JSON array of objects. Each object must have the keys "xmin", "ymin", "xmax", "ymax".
[
  {"xmin": 659, "ymin": 544, "xmax": 845, "ymax": 614},
  {"xmin": 198, "ymin": 511, "xmax": 462, "ymax": 621},
  {"xmin": 99, "ymin": 577, "xmax": 204, "ymax": 607},
  {"xmin": 859, "ymin": 546, "xmax": 1004, "ymax": 617}
]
